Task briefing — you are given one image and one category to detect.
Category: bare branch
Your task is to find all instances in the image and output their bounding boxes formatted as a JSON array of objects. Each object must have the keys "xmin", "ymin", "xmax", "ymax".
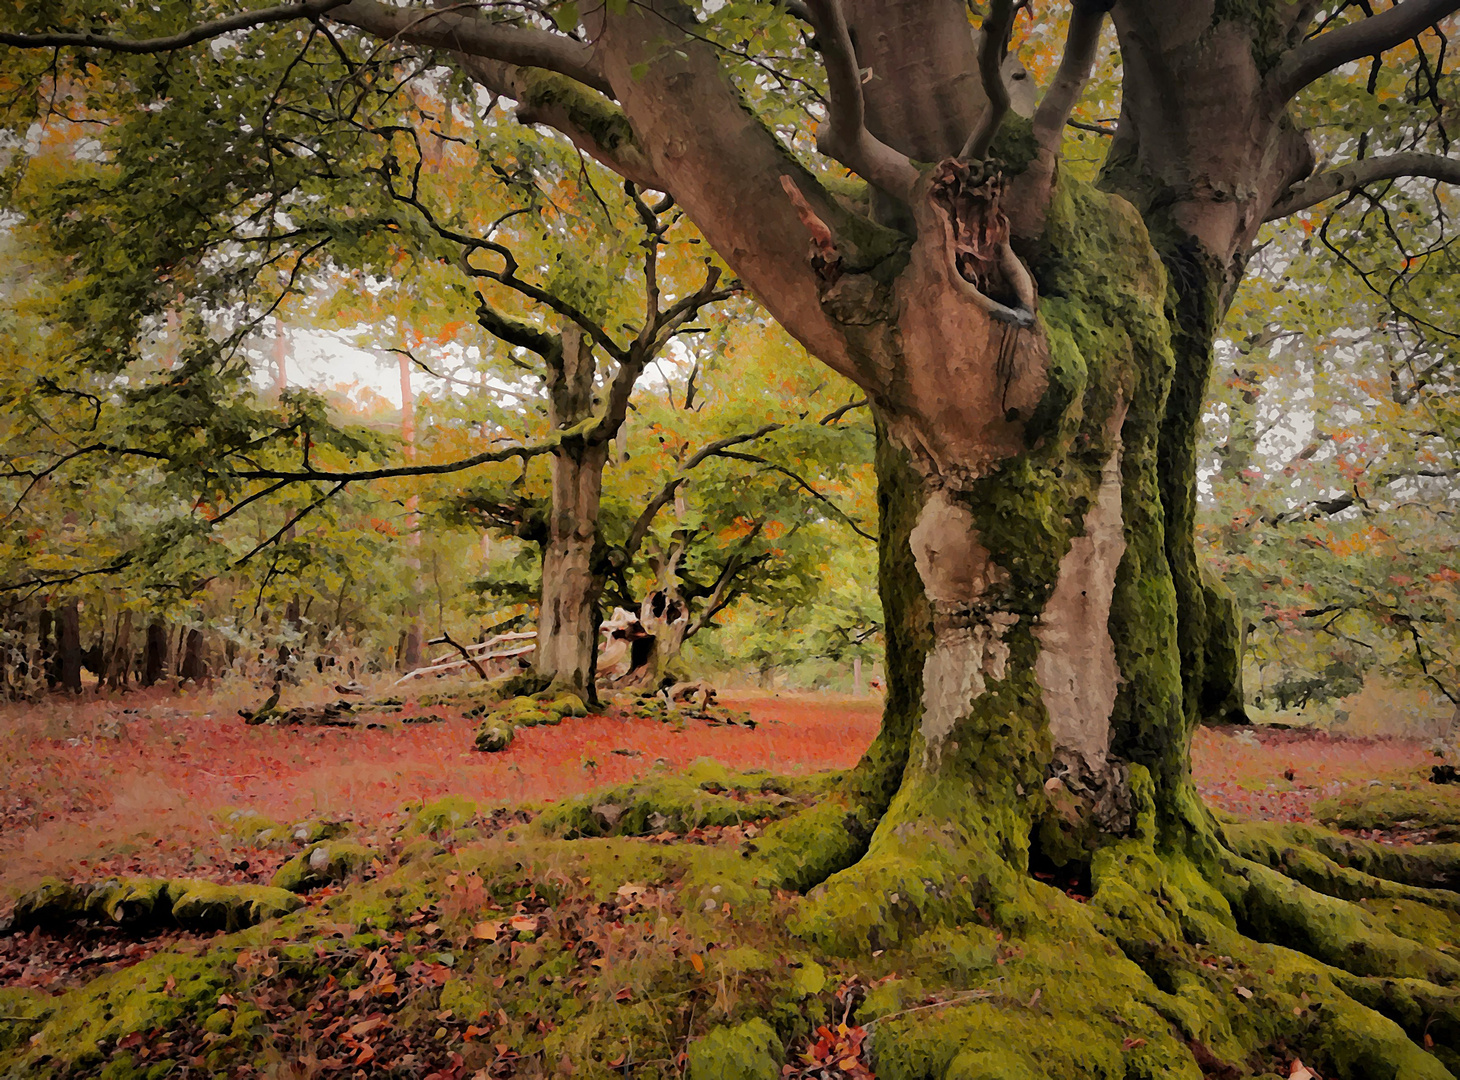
[
  {"xmin": 429, "ymin": 632, "xmax": 490, "ymax": 680},
  {"xmin": 0, "ymin": 0, "xmax": 345, "ymax": 54},
  {"xmin": 229, "ymin": 435, "xmax": 567, "ymax": 482},
  {"xmin": 819, "ymin": 398, "xmax": 867, "ymax": 425},
  {"xmin": 1271, "ymin": 0, "xmax": 1460, "ymax": 102},
  {"xmin": 1030, "ymin": 1, "xmax": 1111, "ymax": 158},
  {"xmin": 231, "ymin": 482, "xmax": 347, "ymax": 569},
  {"xmin": 1265, "ymin": 151, "xmax": 1460, "ymax": 219},
  {"xmin": 802, "ymin": 0, "xmax": 919, "ymax": 197},
  {"xmin": 328, "ymin": 0, "xmax": 612, "ymax": 96},
  {"xmin": 961, "ymin": 0, "xmax": 1017, "ymax": 161}
]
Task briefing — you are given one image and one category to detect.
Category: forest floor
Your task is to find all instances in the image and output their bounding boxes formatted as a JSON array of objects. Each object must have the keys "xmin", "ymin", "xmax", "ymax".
[{"xmin": 0, "ymin": 684, "xmax": 1452, "ymax": 1000}]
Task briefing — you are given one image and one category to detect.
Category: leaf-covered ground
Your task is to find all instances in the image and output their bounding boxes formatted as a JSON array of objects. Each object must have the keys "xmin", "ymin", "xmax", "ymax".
[
  {"xmin": 0, "ymin": 690, "xmax": 880, "ymax": 910},
  {"xmin": 2, "ymin": 687, "xmax": 1455, "ymax": 1076}
]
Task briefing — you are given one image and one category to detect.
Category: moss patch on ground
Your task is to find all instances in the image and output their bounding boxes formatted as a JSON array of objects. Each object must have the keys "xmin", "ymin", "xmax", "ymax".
[
  {"xmin": 532, "ymin": 758, "xmax": 836, "ymax": 839},
  {"xmin": 10, "ymin": 877, "xmax": 302, "ymax": 934},
  {"xmin": 11, "ymin": 768, "xmax": 1460, "ymax": 1078},
  {"xmin": 1314, "ymin": 783, "xmax": 1460, "ymax": 832},
  {"xmin": 269, "ymin": 840, "xmax": 377, "ymax": 893}
]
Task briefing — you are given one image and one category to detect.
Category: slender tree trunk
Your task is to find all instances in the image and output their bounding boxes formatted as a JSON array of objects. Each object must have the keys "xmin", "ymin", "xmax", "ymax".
[
  {"xmin": 398, "ymin": 350, "xmax": 425, "ymax": 672},
  {"xmin": 37, "ymin": 607, "xmax": 56, "ymax": 689},
  {"xmin": 56, "ymin": 599, "xmax": 82, "ymax": 695},
  {"xmin": 143, "ymin": 620, "xmax": 169, "ymax": 687}
]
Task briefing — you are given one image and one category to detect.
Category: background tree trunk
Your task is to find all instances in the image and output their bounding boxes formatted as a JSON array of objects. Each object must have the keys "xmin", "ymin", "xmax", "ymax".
[
  {"xmin": 106, "ymin": 610, "xmax": 132, "ymax": 690},
  {"xmin": 38, "ymin": 607, "xmax": 55, "ymax": 689},
  {"xmin": 179, "ymin": 628, "xmax": 207, "ymax": 683},
  {"xmin": 142, "ymin": 620, "xmax": 169, "ymax": 687},
  {"xmin": 56, "ymin": 599, "xmax": 82, "ymax": 695}
]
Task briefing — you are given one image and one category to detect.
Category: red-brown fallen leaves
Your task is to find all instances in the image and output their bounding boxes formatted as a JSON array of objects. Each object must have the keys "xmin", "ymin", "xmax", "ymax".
[
  {"xmin": 784, "ymin": 1022, "xmax": 875, "ymax": 1080},
  {"xmin": 0, "ymin": 922, "xmax": 204, "ymax": 991}
]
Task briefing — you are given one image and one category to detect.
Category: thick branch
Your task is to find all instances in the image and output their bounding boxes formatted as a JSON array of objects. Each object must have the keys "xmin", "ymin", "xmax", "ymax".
[
  {"xmin": 458, "ymin": 57, "xmax": 665, "ymax": 191},
  {"xmin": 1265, "ymin": 151, "xmax": 1460, "ymax": 219},
  {"xmin": 328, "ymin": 0, "xmax": 612, "ymax": 96},
  {"xmin": 474, "ymin": 296, "xmax": 562, "ymax": 360},
  {"xmin": 802, "ymin": 0, "xmax": 918, "ymax": 197},
  {"xmin": 0, "ymin": 0, "xmax": 345, "ymax": 53},
  {"xmin": 1271, "ymin": 0, "xmax": 1460, "ymax": 102}
]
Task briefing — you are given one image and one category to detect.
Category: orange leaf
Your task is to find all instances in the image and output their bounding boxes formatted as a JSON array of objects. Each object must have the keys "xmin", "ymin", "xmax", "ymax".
[{"xmin": 690, "ymin": 954, "xmax": 705, "ymax": 974}]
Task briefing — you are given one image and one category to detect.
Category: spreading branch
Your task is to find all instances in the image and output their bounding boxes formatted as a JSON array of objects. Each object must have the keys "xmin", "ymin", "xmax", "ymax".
[
  {"xmin": 622, "ymin": 425, "xmax": 782, "ymax": 562},
  {"xmin": 1266, "ymin": 151, "xmax": 1460, "ymax": 220},
  {"xmin": 226, "ymin": 435, "xmax": 567, "ymax": 482},
  {"xmin": 711, "ymin": 449, "xmax": 876, "ymax": 541},
  {"xmin": 802, "ymin": 0, "xmax": 919, "ymax": 197},
  {"xmin": 1271, "ymin": 0, "xmax": 1460, "ymax": 102},
  {"xmin": 0, "ymin": 0, "xmax": 346, "ymax": 53}
]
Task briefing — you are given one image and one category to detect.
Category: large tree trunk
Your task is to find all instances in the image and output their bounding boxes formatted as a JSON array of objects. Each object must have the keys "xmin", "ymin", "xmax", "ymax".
[
  {"xmin": 532, "ymin": 325, "xmax": 608, "ymax": 701},
  {"xmin": 534, "ymin": 440, "xmax": 608, "ymax": 700}
]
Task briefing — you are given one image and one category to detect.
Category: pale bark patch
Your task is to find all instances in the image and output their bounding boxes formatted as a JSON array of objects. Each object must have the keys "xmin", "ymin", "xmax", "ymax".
[
  {"xmin": 908, "ymin": 490, "xmax": 1006, "ymax": 605},
  {"xmin": 1035, "ymin": 440, "xmax": 1126, "ymax": 771},
  {"xmin": 909, "ymin": 489, "xmax": 1017, "ymax": 767},
  {"xmin": 919, "ymin": 617, "xmax": 1017, "ymax": 769}
]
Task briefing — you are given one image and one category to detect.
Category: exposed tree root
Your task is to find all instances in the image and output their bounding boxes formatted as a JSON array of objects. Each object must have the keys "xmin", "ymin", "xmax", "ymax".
[{"xmin": 1236, "ymin": 821, "xmax": 1460, "ymax": 893}]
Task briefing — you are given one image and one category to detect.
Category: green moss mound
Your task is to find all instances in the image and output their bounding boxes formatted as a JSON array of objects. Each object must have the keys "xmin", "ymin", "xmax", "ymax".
[
  {"xmin": 407, "ymin": 795, "xmax": 480, "ymax": 837},
  {"xmin": 475, "ymin": 717, "xmax": 515, "ymax": 751},
  {"xmin": 687, "ymin": 1017, "xmax": 783, "ymax": 1079},
  {"xmin": 213, "ymin": 808, "xmax": 350, "ymax": 849},
  {"xmin": 472, "ymin": 691, "xmax": 590, "ymax": 750},
  {"xmin": 533, "ymin": 758, "xmax": 833, "ymax": 839},
  {"xmin": 11, "ymin": 876, "xmax": 302, "ymax": 933},
  {"xmin": 269, "ymin": 840, "xmax": 376, "ymax": 893}
]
